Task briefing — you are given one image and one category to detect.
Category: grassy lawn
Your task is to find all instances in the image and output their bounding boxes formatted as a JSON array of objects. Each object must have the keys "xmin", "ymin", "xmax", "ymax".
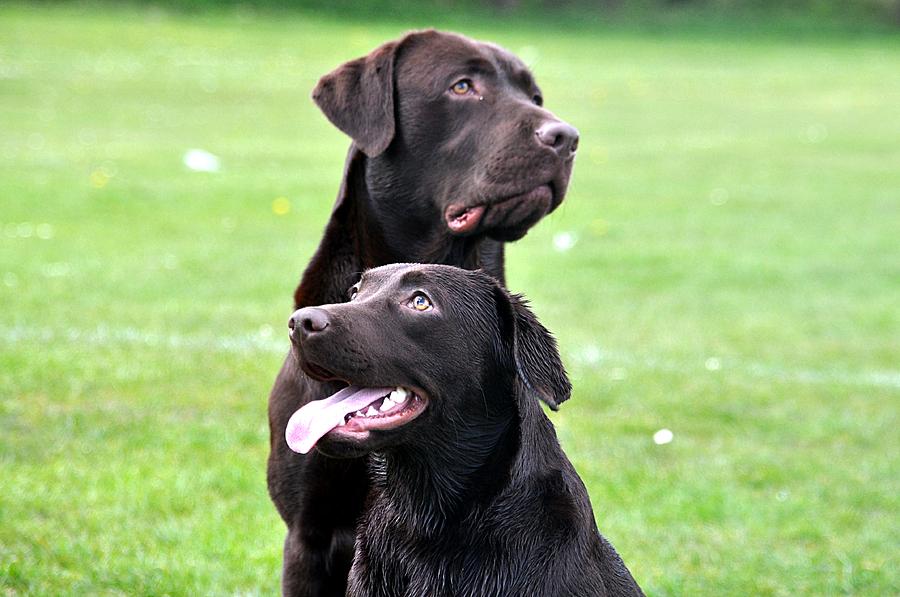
[{"xmin": 1, "ymin": 3, "xmax": 898, "ymax": 595}]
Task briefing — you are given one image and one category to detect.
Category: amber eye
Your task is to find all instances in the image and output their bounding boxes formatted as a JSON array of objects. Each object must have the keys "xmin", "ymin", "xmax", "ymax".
[
  {"xmin": 348, "ymin": 285, "xmax": 359, "ymax": 301},
  {"xmin": 450, "ymin": 79, "xmax": 473, "ymax": 95},
  {"xmin": 411, "ymin": 293, "xmax": 432, "ymax": 311}
]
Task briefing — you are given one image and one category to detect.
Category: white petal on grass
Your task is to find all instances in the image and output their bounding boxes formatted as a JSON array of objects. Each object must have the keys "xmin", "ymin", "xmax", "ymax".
[
  {"xmin": 709, "ymin": 188, "xmax": 729, "ymax": 205},
  {"xmin": 36, "ymin": 223, "xmax": 54, "ymax": 240},
  {"xmin": 579, "ymin": 345, "xmax": 602, "ymax": 366},
  {"xmin": 705, "ymin": 357, "xmax": 721, "ymax": 371},
  {"xmin": 183, "ymin": 149, "xmax": 220, "ymax": 172},
  {"xmin": 553, "ymin": 231, "xmax": 577, "ymax": 252},
  {"xmin": 653, "ymin": 428, "xmax": 674, "ymax": 445},
  {"xmin": 800, "ymin": 124, "xmax": 827, "ymax": 144},
  {"xmin": 16, "ymin": 222, "xmax": 33, "ymax": 238},
  {"xmin": 42, "ymin": 262, "xmax": 71, "ymax": 278}
]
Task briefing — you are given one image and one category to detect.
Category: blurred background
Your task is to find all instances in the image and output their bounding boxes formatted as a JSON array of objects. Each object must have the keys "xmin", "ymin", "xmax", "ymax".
[{"xmin": 1, "ymin": 1, "xmax": 898, "ymax": 594}]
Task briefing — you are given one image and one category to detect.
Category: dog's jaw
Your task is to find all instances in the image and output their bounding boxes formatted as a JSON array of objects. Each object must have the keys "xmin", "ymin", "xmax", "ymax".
[
  {"xmin": 285, "ymin": 385, "xmax": 428, "ymax": 454},
  {"xmin": 444, "ymin": 182, "xmax": 555, "ymax": 238},
  {"xmin": 334, "ymin": 387, "xmax": 427, "ymax": 434},
  {"xmin": 444, "ymin": 204, "xmax": 486, "ymax": 234}
]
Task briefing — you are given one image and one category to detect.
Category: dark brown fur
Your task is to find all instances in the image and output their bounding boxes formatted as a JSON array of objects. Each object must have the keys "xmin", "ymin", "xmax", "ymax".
[
  {"xmin": 289, "ymin": 264, "xmax": 643, "ymax": 596},
  {"xmin": 267, "ymin": 30, "xmax": 578, "ymax": 595}
]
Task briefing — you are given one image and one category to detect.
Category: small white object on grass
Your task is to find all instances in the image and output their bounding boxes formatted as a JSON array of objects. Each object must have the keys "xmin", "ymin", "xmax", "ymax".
[
  {"xmin": 36, "ymin": 223, "xmax": 54, "ymax": 240},
  {"xmin": 183, "ymin": 149, "xmax": 220, "ymax": 172},
  {"xmin": 705, "ymin": 357, "xmax": 721, "ymax": 371},
  {"xmin": 653, "ymin": 428, "xmax": 674, "ymax": 445},
  {"xmin": 709, "ymin": 188, "xmax": 729, "ymax": 205},
  {"xmin": 552, "ymin": 231, "xmax": 577, "ymax": 252},
  {"xmin": 579, "ymin": 345, "xmax": 601, "ymax": 366}
]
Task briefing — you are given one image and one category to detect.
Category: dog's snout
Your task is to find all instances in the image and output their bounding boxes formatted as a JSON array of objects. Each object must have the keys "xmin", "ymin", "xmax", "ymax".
[
  {"xmin": 289, "ymin": 307, "xmax": 331, "ymax": 341},
  {"xmin": 535, "ymin": 121, "xmax": 579, "ymax": 159}
]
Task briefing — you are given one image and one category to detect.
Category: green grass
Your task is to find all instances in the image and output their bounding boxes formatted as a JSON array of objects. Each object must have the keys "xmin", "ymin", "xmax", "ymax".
[{"xmin": 1, "ymin": 3, "xmax": 898, "ymax": 595}]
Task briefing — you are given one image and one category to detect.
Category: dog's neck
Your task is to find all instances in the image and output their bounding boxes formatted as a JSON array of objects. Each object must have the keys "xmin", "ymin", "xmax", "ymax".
[
  {"xmin": 293, "ymin": 147, "xmax": 504, "ymax": 309},
  {"xmin": 369, "ymin": 404, "xmax": 518, "ymax": 536}
]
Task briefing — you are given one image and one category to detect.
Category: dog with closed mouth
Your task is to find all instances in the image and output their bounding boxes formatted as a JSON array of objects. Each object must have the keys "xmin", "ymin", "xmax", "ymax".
[
  {"xmin": 267, "ymin": 30, "xmax": 579, "ymax": 595},
  {"xmin": 285, "ymin": 264, "xmax": 643, "ymax": 597}
]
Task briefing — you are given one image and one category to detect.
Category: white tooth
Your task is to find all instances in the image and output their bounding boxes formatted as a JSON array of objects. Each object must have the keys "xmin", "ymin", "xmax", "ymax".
[
  {"xmin": 355, "ymin": 410, "xmax": 365, "ymax": 417},
  {"xmin": 379, "ymin": 399, "xmax": 393, "ymax": 412},
  {"xmin": 390, "ymin": 388, "xmax": 409, "ymax": 404},
  {"xmin": 366, "ymin": 406, "xmax": 378, "ymax": 417}
]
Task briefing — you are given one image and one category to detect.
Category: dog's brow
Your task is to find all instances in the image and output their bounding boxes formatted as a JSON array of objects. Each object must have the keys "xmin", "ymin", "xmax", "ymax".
[
  {"xmin": 357, "ymin": 271, "xmax": 377, "ymax": 290},
  {"xmin": 398, "ymin": 270, "xmax": 430, "ymax": 287},
  {"xmin": 463, "ymin": 57, "xmax": 496, "ymax": 76},
  {"xmin": 513, "ymin": 69, "xmax": 537, "ymax": 91}
]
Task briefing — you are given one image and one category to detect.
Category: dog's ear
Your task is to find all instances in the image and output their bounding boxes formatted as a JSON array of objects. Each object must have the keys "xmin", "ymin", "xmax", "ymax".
[
  {"xmin": 494, "ymin": 286, "xmax": 571, "ymax": 411},
  {"xmin": 312, "ymin": 40, "xmax": 399, "ymax": 157}
]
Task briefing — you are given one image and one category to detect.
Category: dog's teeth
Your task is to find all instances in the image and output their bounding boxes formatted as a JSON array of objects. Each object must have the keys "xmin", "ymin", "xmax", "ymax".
[
  {"xmin": 379, "ymin": 399, "xmax": 393, "ymax": 412},
  {"xmin": 366, "ymin": 406, "xmax": 378, "ymax": 417},
  {"xmin": 355, "ymin": 410, "xmax": 365, "ymax": 417},
  {"xmin": 389, "ymin": 388, "xmax": 409, "ymax": 404}
]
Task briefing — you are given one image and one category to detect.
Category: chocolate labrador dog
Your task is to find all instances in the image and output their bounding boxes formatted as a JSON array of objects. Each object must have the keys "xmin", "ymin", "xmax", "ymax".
[
  {"xmin": 284, "ymin": 264, "xmax": 643, "ymax": 596},
  {"xmin": 268, "ymin": 30, "xmax": 579, "ymax": 595}
]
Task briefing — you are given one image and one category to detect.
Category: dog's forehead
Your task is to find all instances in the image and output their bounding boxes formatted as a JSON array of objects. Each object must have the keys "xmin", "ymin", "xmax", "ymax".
[
  {"xmin": 362, "ymin": 263, "xmax": 446, "ymax": 286},
  {"xmin": 481, "ymin": 41, "xmax": 531, "ymax": 79},
  {"xmin": 358, "ymin": 264, "xmax": 401, "ymax": 288},
  {"xmin": 359, "ymin": 263, "xmax": 424, "ymax": 288},
  {"xmin": 362, "ymin": 263, "xmax": 492, "ymax": 295},
  {"xmin": 401, "ymin": 31, "xmax": 532, "ymax": 80}
]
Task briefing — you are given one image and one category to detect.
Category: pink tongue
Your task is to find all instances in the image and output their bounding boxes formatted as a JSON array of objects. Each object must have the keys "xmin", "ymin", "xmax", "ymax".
[{"xmin": 285, "ymin": 386, "xmax": 394, "ymax": 454}]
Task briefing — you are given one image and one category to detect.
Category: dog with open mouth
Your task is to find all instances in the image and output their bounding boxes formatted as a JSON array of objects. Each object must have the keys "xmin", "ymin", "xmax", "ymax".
[
  {"xmin": 285, "ymin": 264, "xmax": 643, "ymax": 597},
  {"xmin": 267, "ymin": 30, "xmax": 579, "ymax": 595}
]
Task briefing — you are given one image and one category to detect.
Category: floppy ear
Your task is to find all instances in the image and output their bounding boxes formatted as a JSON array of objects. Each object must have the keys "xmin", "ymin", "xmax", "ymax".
[
  {"xmin": 494, "ymin": 286, "xmax": 572, "ymax": 411},
  {"xmin": 312, "ymin": 40, "xmax": 399, "ymax": 157}
]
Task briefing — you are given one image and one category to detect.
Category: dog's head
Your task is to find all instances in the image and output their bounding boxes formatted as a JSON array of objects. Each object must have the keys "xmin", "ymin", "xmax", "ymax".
[
  {"xmin": 283, "ymin": 263, "xmax": 570, "ymax": 457},
  {"xmin": 313, "ymin": 30, "xmax": 578, "ymax": 243}
]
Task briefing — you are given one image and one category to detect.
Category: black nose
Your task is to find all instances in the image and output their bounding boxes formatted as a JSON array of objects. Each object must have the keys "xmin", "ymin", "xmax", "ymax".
[
  {"xmin": 288, "ymin": 307, "xmax": 330, "ymax": 342},
  {"xmin": 535, "ymin": 121, "xmax": 579, "ymax": 159}
]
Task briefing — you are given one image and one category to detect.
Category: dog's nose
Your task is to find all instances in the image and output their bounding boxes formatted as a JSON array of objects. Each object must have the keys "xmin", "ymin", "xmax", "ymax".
[
  {"xmin": 535, "ymin": 121, "xmax": 579, "ymax": 159},
  {"xmin": 289, "ymin": 307, "xmax": 331, "ymax": 342}
]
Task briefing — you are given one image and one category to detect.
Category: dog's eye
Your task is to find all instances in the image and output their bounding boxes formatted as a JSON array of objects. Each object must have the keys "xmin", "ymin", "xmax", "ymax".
[
  {"xmin": 532, "ymin": 94, "xmax": 543, "ymax": 107},
  {"xmin": 410, "ymin": 293, "xmax": 432, "ymax": 311},
  {"xmin": 348, "ymin": 285, "xmax": 359, "ymax": 301},
  {"xmin": 450, "ymin": 79, "xmax": 473, "ymax": 95}
]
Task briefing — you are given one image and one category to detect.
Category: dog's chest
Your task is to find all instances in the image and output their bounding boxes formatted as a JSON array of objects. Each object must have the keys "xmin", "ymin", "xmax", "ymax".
[{"xmin": 351, "ymin": 519, "xmax": 545, "ymax": 597}]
